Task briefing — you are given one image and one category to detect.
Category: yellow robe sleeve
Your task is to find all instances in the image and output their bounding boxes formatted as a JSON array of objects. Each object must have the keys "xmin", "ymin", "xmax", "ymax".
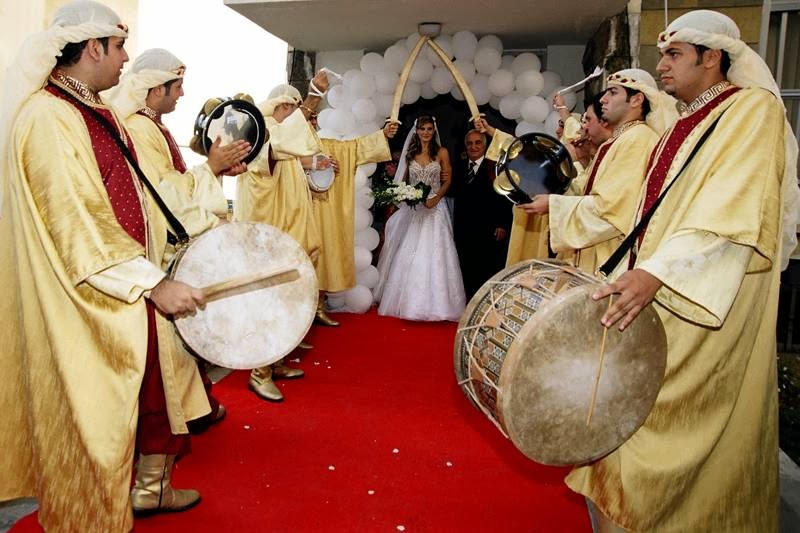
[
  {"xmin": 125, "ymin": 114, "xmax": 221, "ymax": 237},
  {"xmin": 267, "ymin": 109, "xmax": 322, "ymax": 159},
  {"xmin": 486, "ymin": 129, "xmax": 515, "ymax": 162},
  {"xmin": 86, "ymin": 256, "xmax": 166, "ymax": 303},
  {"xmin": 638, "ymin": 230, "xmax": 752, "ymax": 327}
]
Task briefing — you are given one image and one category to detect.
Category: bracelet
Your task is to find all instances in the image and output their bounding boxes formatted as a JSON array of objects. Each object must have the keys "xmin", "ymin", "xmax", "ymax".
[
  {"xmin": 554, "ymin": 105, "xmax": 567, "ymax": 110},
  {"xmin": 300, "ymin": 104, "xmax": 315, "ymax": 115},
  {"xmin": 308, "ymin": 79, "xmax": 326, "ymax": 98}
]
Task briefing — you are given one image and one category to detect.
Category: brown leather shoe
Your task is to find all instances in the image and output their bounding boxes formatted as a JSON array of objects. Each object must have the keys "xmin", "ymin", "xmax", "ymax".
[
  {"xmin": 249, "ymin": 366, "xmax": 283, "ymax": 401},
  {"xmin": 273, "ymin": 361, "xmax": 304, "ymax": 379}
]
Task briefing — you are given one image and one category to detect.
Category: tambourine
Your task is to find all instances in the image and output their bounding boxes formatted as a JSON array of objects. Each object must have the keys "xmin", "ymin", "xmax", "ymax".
[
  {"xmin": 192, "ymin": 97, "xmax": 267, "ymax": 164},
  {"xmin": 494, "ymin": 132, "xmax": 576, "ymax": 204}
]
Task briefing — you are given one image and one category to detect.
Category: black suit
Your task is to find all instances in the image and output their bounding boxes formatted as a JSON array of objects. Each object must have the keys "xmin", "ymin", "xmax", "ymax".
[{"xmin": 451, "ymin": 157, "xmax": 513, "ymax": 300}]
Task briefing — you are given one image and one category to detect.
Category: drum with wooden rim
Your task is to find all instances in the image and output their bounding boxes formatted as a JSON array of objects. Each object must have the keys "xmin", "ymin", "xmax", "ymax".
[{"xmin": 454, "ymin": 259, "xmax": 667, "ymax": 465}]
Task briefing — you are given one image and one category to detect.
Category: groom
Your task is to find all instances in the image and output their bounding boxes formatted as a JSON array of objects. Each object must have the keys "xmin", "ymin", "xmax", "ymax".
[{"xmin": 451, "ymin": 129, "xmax": 513, "ymax": 300}]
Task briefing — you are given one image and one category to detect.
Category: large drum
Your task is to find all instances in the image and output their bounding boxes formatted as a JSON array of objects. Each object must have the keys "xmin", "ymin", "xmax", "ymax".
[
  {"xmin": 454, "ymin": 259, "xmax": 667, "ymax": 465},
  {"xmin": 171, "ymin": 222, "xmax": 318, "ymax": 369}
]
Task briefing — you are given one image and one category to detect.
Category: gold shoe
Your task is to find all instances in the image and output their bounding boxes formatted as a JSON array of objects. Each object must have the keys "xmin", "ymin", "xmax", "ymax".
[
  {"xmin": 298, "ymin": 341, "xmax": 314, "ymax": 350},
  {"xmin": 273, "ymin": 360, "xmax": 305, "ymax": 379},
  {"xmin": 249, "ymin": 366, "xmax": 283, "ymax": 401},
  {"xmin": 315, "ymin": 298, "xmax": 340, "ymax": 327},
  {"xmin": 131, "ymin": 454, "xmax": 200, "ymax": 517}
]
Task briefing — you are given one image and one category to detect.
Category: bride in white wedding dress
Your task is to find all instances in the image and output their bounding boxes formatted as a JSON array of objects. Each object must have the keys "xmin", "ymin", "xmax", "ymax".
[{"xmin": 373, "ymin": 116, "xmax": 466, "ymax": 321}]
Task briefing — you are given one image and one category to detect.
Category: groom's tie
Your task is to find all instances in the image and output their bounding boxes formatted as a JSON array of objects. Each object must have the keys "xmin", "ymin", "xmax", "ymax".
[{"xmin": 467, "ymin": 161, "xmax": 477, "ymax": 183}]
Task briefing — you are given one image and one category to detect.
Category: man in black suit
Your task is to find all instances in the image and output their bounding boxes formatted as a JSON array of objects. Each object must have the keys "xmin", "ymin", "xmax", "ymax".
[{"xmin": 451, "ymin": 129, "xmax": 513, "ymax": 300}]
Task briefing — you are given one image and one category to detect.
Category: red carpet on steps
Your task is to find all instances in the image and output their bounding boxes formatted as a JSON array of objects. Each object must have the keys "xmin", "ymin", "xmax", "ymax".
[{"xmin": 12, "ymin": 309, "xmax": 591, "ymax": 532}]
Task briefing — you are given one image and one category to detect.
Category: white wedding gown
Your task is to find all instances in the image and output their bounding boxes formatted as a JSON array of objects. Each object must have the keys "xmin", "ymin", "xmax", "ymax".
[{"xmin": 374, "ymin": 160, "xmax": 466, "ymax": 321}]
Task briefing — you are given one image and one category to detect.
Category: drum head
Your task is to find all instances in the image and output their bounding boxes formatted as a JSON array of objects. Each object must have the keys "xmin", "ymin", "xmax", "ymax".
[
  {"xmin": 171, "ymin": 222, "xmax": 317, "ymax": 369},
  {"xmin": 499, "ymin": 284, "xmax": 667, "ymax": 465},
  {"xmin": 194, "ymin": 98, "xmax": 267, "ymax": 164},
  {"xmin": 308, "ymin": 166, "xmax": 335, "ymax": 192},
  {"xmin": 495, "ymin": 132, "xmax": 576, "ymax": 203}
]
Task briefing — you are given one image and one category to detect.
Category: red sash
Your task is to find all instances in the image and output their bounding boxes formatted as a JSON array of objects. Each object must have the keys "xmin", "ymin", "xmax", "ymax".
[{"xmin": 583, "ymin": 140, "xmax": 615, "ymax": 195}]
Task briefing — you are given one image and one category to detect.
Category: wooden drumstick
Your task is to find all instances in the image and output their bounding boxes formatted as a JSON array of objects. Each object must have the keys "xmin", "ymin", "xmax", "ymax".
[
  {"xmin": 587, "ymin": 295, "xmax": 614, "ymax": 426},
  {"xmin": 201, "ymin": 267, "xmax": 300, "ymax": 303}
]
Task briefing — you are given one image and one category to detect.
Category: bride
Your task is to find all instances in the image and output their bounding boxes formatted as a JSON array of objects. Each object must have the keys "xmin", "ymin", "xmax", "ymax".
[{"xmin": 373, "ymin": 115, "xmax": 466, "ymax": 321}]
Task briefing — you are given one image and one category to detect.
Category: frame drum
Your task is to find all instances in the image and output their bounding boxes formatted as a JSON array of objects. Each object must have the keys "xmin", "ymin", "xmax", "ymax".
[
  {"xmin": 495, "ymin": 132, "xmax": 576, "ymax": 204},
  {"xmin": 194, "ymin": 98, "xmax": 267, "ymax": 164},
  {"xmin": 171, "ymin": 222, "xmax": 318, "ymax": 369},
  {"xmin": 454, "ymin": 259, "xmax": 666, "ymax": 465}
]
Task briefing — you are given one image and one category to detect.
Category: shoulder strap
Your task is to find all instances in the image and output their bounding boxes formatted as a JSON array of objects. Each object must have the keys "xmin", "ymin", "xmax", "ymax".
[
  {"xmin": 598, "ymin": 110, "xmax": 726, "ymax": 277},
  {"xmin": 52, "ymin": 86, "xmax": 189, "ymax": 245}
]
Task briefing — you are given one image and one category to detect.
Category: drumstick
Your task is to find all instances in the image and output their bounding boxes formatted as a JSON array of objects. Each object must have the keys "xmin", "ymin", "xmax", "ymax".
[
  {"xmin": 201, "ymin": 268, "xmax": 300, "ymax": 303},
  {"xmin": 586, "ymin": 295, "xmax": 614, "ymax": 426}
]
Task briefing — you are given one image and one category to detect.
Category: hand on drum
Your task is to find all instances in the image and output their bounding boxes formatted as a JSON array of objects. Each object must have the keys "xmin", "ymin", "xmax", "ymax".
[
  {"xmin": 208, "ymin": 136, "xmax": 250, "ymax": 176},
  {"xmin": 518, "ymin": 194, "xmax": 549, "ymax": 215},
  {"xmin": 592, "ymin": 268, "xmax": 662, "ymax": 331},
  {"xmin": 149, "ymin": 278, "xmax": 206, "ymax": 318}
]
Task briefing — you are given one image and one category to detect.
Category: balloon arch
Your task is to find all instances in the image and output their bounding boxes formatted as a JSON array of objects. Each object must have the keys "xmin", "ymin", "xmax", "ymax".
[{"xmin": 321, "ymin": 31, "xmax": 579, "ymax": 313}]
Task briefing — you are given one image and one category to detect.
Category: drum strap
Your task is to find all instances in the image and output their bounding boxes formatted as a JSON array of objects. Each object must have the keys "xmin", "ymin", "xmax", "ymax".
[
  {"xmin": 598, "ymin": 111, "xmax": 725, "ymax": 277},
  {"xmin": 52, "ymin": 86, "xmax": 190, "ymax": 246}
]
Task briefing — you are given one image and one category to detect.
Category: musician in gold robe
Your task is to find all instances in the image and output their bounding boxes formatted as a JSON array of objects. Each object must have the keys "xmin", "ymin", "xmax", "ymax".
[
  {"xmin": 235, "ymin": 77, "xmax": 330, "ymax": 402},
  {"xmin": 518, "ymin": 69, "xmax": 677, "ymax": 273},
  {"xmin": 0, "ymin": 2, "xmax": 212, "ymax": 529},
  {"xmin": 573, "ymin": 10, "xmax": 800, "ymax": 531}
]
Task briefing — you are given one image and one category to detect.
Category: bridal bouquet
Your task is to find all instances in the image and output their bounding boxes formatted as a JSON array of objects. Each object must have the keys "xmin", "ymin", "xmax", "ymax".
[{"xmin": 371, "ymin": 182, "xmax": 432, "ymax": 209}]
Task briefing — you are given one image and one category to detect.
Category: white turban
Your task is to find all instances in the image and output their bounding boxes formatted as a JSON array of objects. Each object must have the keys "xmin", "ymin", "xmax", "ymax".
[
  {"xmin": 257, "ymin": 84, "xmax": 302, "ymax": 117},
  {"xmin": 108, "ymin": 48, "xmax": 185, "ymax": 118},
  {"xmin": 658, "ymin": 9, "xmax": 799, "ymax": 270},
  {"xmin": 0, "ymin": 0, "xmax": 129, "ymax": 213},
  {"xmin": 606, "ymin": 68, "xmax": 679, "ymax": 135}
]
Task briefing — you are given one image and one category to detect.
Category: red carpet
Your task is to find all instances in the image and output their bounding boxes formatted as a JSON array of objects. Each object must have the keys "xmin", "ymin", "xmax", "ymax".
[{"xmin": 13, "ymin": 309, "xmax": 591, "ymax": 532}]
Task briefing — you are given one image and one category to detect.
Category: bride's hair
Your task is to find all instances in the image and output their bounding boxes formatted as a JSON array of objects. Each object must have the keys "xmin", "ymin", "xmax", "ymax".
[{"xmin": 406, "ymin": 115, "xmax": 440, "ymax": 164}]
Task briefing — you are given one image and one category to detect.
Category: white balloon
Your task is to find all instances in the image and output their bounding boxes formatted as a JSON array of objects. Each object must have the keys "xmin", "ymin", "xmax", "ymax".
[
  {"xmin": 348, "ymin": 72, "xmax": 376, "ymax": 99},
  {"xmin": 409, "ymin": 57, "xmax": 434, "ymax": 84},
  {"xmin": 488, "ymin": 69, "xmax": 514, "ymax": 97},
  {"xmin": 511, "ymin": 52, "xmax": 542, "ymax": 76},
  {"xmin": 359, "ymin": 162, "xmax": 378, "ymax": 176},
  {"xmin": 372, "ymin": 93, "xmax": 394, "ymax": 119},
  {"xmin": 500, "ymin": 54, "xmax": 515, "ymax": 70},
  {"xmin": 452, "ymin": 30, "xmax": 478, "ymax": 60},
  {"xmin": 451, "ymin": 85, "xmax": 465, "ymax": 101},
  {"xmin": 420, "ymin": 81, "xmax": 437, "ymax": 100},
  {"xmin": 355, "ymin": 226, "xmax": 380, "ymax": 250},
  {"xmin": 499, "ymin": 92, "xmax": 524, "ymax": 120},
  {"xmin": 317, "ymin": 108, "xmax": 334, "ymax": 130},
  {"xmin": 426, "ymin": 35, "xmax": 453, "ymax": 68},
  {"xmin": 401, "ymin": 81, "xmax": 421, "ymax": 104},
  {"xmin": 405, "ymin": 32, "xmax": 423, "ymax": 51},
  {"xmin": 489, "ymin": 94, "xmax": 502, "ymax": 109},
  {"xmin": 354, "ymin": 167, "xmax": 370, "ymax": 189},
  {"xmin": 516, "ymin": 70, "xmax": 545, "ymax": 96},
  {"xmin": 360, "ymin": 52, "xmax": 385, "ymax": 75},
  {"xmin": 431, "ymin": 67, "xmax": 454, "ymax": 94},
  {"xmin": 343, "ymin": 69, "xmax": 361, "ymax": 87},
  {"xmin": 453, "ymin": 59, "xmax": 476, "ymax": 83},
  {"xmin": 375, "ymin": 69, "xmax": 399, "ymax": 95},
  {"xmin": 515, "ymin": 120, "xmax": 545, "ymax": 136},
  {"xmin": 327, "ymin": 291, "xmax": 346, "ymax": 310},
  {"xmin": 356, "ymin": 265, "xmax": 380, "ymax": 289},
  {"xmin": 353, "ymin": 246, "xmax": 372, "ymax": 271},
  {"xmin": 473, "ymin": 47, "xmax": 502, "ymax": 75},
  {"xmin": 469, "ymin": 74, "xmax": 491, "ymax": 106},
  {"xmin": 545, "ymin": 111, "xmax": 562, "ymax": 136},
  {"xmin": 344, "ymin": 285, "xmax": 373, "ymax": 313},
  {"xmin": 477, "ymin": 34, "xmax": 503, "ymax": 54},
  {"xmin": 541, "ymin": 71, "xmax": 563, "ymax": 97},
  {"xmin": 328, "ymin": 108, "xmax": 356, "ymax": 136},
  {"xmin": 354, "ymin": 209, "xmax": 373, "ymax": 231},
  {"xmin": 327, "ymin": 84, "xmax": 354, "ymax": 109},
  {"xmin": 316, "ymin": 128, "xmax": 339, "ymax": 140},
  {"xmin": 352, "ymin": 98, "xmax": 378, "ymax": 124},
  {"xmin": 384, "ymin": 44, "xmax": 409, "ymax": 74},
  {"xmin": 520, "ymin": 95, "xmax": 550, "ymax": 124},
  {"xmin": 357, "ymin": 188, "xmax": 375, "ymax": 209}
]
